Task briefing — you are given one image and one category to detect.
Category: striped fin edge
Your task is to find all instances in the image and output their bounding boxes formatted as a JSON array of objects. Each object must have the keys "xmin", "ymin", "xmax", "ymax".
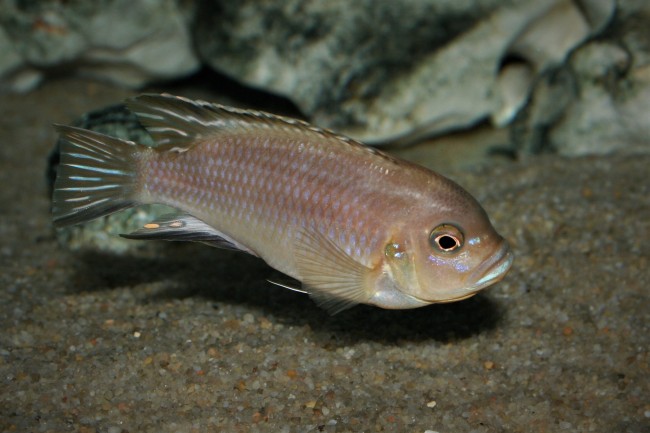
[
  {"xmin": 125, "ymin": 93, "xmax": 372, "ymax": 153},
  {"xmin": 52, "ymin": 125, "xmax": 141, "ymax": 227}
]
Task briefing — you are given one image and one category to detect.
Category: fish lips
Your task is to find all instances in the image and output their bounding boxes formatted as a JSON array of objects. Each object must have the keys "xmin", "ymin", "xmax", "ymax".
[
  {"xmin": 429, "ymin": 241, "xmax": 513, "ymax": 304},
  {"xmin": 469, "ymin": 240, "xmax": 514, "ymax": 291}
]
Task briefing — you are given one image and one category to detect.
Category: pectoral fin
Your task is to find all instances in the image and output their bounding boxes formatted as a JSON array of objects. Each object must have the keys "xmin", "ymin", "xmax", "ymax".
[
  {"xmin": 294, "ymin": 228, "xmax": 372, "ymax": 314},
  {"xmin": 121, "ymin": 213, "xmax": 257, "ymax": 256}
]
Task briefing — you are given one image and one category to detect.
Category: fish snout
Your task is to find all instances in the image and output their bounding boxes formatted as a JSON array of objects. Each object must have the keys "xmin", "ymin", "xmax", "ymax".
[{"xmin": 469, "ymin": 240, "xmax": 514, "ymax": 290}]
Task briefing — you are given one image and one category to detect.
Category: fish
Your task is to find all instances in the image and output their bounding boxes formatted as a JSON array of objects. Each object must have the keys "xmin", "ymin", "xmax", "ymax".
[{"xmin": 52, "ymin": 93, "xmax": 513, "ymax": 314}]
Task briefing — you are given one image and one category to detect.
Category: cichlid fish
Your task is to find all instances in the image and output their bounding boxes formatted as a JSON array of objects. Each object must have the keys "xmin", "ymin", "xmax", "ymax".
[{"xmin": 52, "ymin": 94, "xmax": 513, "ymax": 313}]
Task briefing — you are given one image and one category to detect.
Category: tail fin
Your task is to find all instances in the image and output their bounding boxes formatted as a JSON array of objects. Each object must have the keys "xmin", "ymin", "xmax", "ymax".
[{"xmin": 52, "ymin": 125, "xmax": 141, "ymax": 227}]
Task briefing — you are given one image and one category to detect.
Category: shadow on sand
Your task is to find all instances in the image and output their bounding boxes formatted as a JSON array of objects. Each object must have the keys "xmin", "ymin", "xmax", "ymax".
[{"xmin": 67, "ymin": 242, "xmax": 503, "ymax": 347}]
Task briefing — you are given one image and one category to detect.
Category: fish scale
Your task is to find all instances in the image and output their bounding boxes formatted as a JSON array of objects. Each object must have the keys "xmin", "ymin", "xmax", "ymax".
[
  {"xmin": 53, "ymin": 93, "xmax": 513, "ymax": 314},
  {"xmin": 141, "ymin": 135, "xmax": 387, "ymax": 276}
]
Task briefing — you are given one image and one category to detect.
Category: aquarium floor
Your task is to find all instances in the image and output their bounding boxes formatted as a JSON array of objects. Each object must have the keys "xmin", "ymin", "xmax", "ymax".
[{"xmin": 1, "ymin": 78, "xmax": 648, "ymax": 433}]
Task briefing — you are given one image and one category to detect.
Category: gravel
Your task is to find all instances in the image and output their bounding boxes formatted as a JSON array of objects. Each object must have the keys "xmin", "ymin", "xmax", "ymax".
[{"xmin": 1, "ymin": 78, "xmax": 648, "ymax": 433}]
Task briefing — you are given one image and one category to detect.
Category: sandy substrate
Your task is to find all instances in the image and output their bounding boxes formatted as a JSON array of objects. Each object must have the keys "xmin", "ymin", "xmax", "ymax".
[{"xmin": 1, "ymin": 78, "xmax": 648, "ymax": 433}]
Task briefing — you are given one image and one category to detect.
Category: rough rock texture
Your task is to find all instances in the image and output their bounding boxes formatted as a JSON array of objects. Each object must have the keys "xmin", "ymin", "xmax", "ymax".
[
  {"xmin": 513, "ymin": 0, "xmax": 650, "ymax": 155},
  {"xmin": 551, "ymin": 41, "xmax": 650, "ymax": 156},
  {"xmin": 195, "ymin": 0, "xmax": 614, "ymax": 143},
  {"xmin": 1, "ymin": 78, "xmax": 648, "ymax": 433},
  {"xmin": 0, "ymin": 0, "xmax": 199, "ymax": 91}
]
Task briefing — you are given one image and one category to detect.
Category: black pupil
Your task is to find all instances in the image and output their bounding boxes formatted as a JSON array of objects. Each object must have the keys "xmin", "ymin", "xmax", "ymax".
[{"xmin": 438, "ymin": 235, "xmax": 458, "ymax": 250}]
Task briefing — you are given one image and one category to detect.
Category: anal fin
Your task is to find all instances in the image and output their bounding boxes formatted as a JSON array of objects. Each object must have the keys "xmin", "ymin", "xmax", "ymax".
[{"xmin": 121, "ymin": 213, "xmax": 257, "ymax": 256}]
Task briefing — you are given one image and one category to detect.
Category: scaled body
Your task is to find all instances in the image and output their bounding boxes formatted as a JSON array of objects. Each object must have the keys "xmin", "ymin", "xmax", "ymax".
[{"xmin": 53, "ymin": 94, "xmax": 512, "ymax": 313}]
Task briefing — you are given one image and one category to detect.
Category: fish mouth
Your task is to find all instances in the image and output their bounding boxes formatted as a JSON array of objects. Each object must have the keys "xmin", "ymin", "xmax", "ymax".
[
  {"xmin": 469, "ymin": 240, "xmax": 514, "ymax": 291},
  {"xmin": 433, "ymin": 243, "xmax": 513, "ymax": 303}
]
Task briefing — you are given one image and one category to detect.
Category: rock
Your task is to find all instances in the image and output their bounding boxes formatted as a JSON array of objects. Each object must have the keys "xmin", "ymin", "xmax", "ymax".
[
  {"xmin": 550, "ymin": 41, "xmax": 650, "ymax": 156},
  {"xmin": 195, "ymin": 0, "xmax": 613, "ymax": 143},
  {"xmin": 0, "ymin": 0, "xmax": 199, "ymax": 92},
  {"xmin": 0, "ymin": 24, "xmax": 41, "ymax": 92},
  {"xmin": 513, "ymin": 0, "xmax": 650, "ymax": 155},
  {"xmin": 491, "ymin": 0, "xmax": 614, "ymax": 127},
  {"xmin": 509, "ymin": 67, "xmax": 577, "ymax": 154}
]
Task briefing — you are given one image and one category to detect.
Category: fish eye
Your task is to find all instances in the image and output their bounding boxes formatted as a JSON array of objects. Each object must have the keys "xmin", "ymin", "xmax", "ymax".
[{"xmin": 429, "ymin": 224, "xmax": 464, "ymax": 253}]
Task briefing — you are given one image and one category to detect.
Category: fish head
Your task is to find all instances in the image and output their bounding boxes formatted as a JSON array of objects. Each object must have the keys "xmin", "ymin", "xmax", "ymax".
[{"xmin": 372, "ymin": 184, "xmax": 513, "ymax": 308}]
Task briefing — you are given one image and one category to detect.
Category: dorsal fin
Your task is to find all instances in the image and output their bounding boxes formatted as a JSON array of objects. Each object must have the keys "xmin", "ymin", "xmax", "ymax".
[{"xmin": 125, "ymin": 93, "xmax": 371, "ymax": 153}]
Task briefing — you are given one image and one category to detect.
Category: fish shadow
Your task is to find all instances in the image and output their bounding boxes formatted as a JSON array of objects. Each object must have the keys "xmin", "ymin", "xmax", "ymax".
[{"xmin": 67, "ymin": 242, "xmax": 503, "ymax": 346}]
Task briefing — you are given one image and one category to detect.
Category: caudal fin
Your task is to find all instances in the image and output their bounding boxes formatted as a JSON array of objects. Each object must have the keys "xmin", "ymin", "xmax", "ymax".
[{"xmin": 52, "ymin": 125, "xmax": 142, "ymax": 227}]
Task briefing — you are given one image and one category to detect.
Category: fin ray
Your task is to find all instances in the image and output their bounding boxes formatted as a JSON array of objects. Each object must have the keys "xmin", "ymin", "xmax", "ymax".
[
  {"xmin": 122, "ymin": 213, "xmax": 258, "ymax": 256},
  {"xmin": 126, "ymin": 93, "xmax": 370, "ymax": 153},
  {"xmin": 267, "ymin": 279, "xmax": 308, "ymax": 294},
  {"xmin": 52, "ymin": 125, "xmax": 141, "ymax": 227},
  {"xmin": 294, "ymin": 228, "xmax": 372, "ymax": 314}
]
